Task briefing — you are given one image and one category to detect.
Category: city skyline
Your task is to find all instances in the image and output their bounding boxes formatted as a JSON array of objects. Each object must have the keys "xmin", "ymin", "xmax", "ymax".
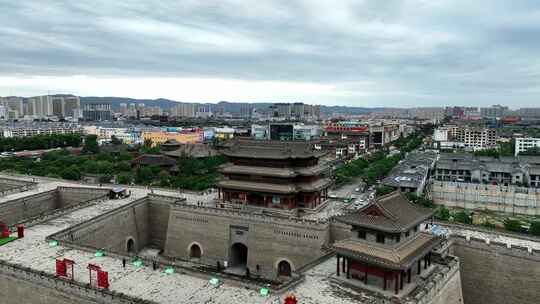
[{"xmin": 1, "ymin": 1, "xmax": 540, "ymax": 107}]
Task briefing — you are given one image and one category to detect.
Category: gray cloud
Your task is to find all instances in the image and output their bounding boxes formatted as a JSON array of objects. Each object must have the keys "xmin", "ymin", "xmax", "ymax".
[{"xmin": 1, "ymin": 0, "xmax": 539, "ymax": 107}]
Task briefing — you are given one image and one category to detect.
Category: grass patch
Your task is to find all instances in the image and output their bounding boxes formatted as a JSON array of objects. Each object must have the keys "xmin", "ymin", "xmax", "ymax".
[{"xmin": 0, "ymin": 236, "xmax": 17, "ymax": 246}]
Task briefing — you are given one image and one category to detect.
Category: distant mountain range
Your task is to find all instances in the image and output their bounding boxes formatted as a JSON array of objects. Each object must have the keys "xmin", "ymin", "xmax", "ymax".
[{"xmin": 80, "ymin": 96, "xmax": 381, "ymax": 114}]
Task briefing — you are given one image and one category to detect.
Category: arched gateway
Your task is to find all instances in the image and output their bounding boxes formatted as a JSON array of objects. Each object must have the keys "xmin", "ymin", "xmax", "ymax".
[
  {"xmin": 278, "ymin": 260, "xmax": 292, "ymax": 276},
  {"xmin": 190, "ymin": 244, "xmax": 202, "ymax": 258},
  {"xmin": 230, "ymin": 243, "xmax": 248, "ymax": 267}
]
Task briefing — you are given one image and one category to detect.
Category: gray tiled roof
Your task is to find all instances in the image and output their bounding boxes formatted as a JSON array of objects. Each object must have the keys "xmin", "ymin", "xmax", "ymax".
[
  {"xmin": 222, "ymin": 139, "xmax": 326, "ymax": 159},
  {"xmin": 218, "ymin": 178, "xmax": 332, "ymax": 194},
  {"xmin": 336, "ymin": 191, "xmax": 435, "ymax": 233},
  {"xmin": 163, "ymin": 144, "xmax": 218, "ymax": 159},
  {"xmin": 220, "ymin": 163, "xmax": 330, "ymax": 178},
  {"xmin": 333, "ymin": 233, "xmax": 441, "ymax": 269}
]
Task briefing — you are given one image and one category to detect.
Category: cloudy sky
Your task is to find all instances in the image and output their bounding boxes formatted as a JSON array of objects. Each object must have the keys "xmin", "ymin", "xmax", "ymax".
[{"xmin": 1, "ymin": 0, "xmax": 539, "ymax": 107}]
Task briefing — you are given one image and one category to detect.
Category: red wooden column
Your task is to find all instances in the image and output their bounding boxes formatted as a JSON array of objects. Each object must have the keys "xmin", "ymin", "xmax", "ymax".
[
  {"xmin": 394, "ymin": 272, "xmax": 399, "ymax": 295},
  {"xmin": 417, "ymin": 259, "xmax": 421, "ymax": 274},
  {"xmin": 400, "ymin": 271, "xmax": 404, "ymax": 290},
  {"xmin": 346, "ymin": 258, "xmax": 350, "ymax": 279},
  {"xmin": 407, "ymin": 268, "xmax": 412, "ymax": 283},
  {"xmin": 383, "ymin": 272, "xmax": 387, "ymax": 290},
  {"xmin": 364, "ymin": 263, "xmax": 368, "ymax": 284},
  {"xmin": 336, "ymin": 255, "xmax": 340, "ymax": 277}
]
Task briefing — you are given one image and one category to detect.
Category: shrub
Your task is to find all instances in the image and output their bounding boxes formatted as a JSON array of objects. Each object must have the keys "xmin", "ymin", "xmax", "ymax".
[
  {"xmin": 435, "ymin": 206, "xmax": 450, "ymax": 221},
  {"xmin": 503, "ymin": 218, "xmax": 522, "ymax": 233},
  {"xmin": 375, "ymin": 185, "xmax": 395, "ymax": 197},
  {"xmin": 453, "ymin": 211, "xmax": 472, "ymax": 224},
  {"xmin": 529, "ymin": 221, "xmax": 540, "ymax": 236}
]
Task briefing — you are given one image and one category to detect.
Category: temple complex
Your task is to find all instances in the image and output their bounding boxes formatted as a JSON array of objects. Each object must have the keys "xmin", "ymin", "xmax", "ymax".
[
  {"xmin": 218, "ymin": 140, "xmax": 332, "ymax": 214},
  {"xmin": 333, "ymin": 191, "xmax": 442, "ymax": 296}
]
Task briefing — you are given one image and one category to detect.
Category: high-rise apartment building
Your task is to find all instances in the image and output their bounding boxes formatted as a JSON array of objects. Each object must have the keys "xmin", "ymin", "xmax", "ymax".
[
  {"xmin": 63, "ymin": 96, "xmax": 81, "ymax": 118},
  {"xmin": 480, "ymin": 105, "xmax": 509, "ymax": 119},
  {"xmin": 27, "ymin": 96, "xmax": 53, "ymax": 118},
  {"xmin": 0, "ymin": 97, "xmax": 24, "ymax": 118},
  {"xmin": 83, "ymin": 103, "xmax": 112, "ymax": 121},
  {"xmin": 171, "ymin": 103, "xmax": 197, "ymax": 117}
]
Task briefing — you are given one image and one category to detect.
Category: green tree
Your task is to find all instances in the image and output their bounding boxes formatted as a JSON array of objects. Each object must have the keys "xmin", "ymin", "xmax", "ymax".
[
  {"xmin": 529, "ymin": 221, "xmax": 540, "ymax": 236},
  {"xmin": 481, "ymin": 220, "xmax": 496, "ymax": 229},
  {"xmin": 82, "ymin": 135, "xmax": 99, "ymax": 154},
  {"xmin": 503, "ymin": 218, "xmax": 523, "ymax": 232},
  {"xmin": 61, "ymin": 165, "xmax": 81, "ymax": 180},
  {"xmin": 375, "ymin": 185, "xmax": 395, "ymax": 197},
  {"xmin": 453, "ymin": 211, "xmax": 472, "ymax": 224},
  {"xmin": 435, "ymin": 206, "xmax": 450, "ymax": 221},
  {"xmin": 117, "ymin": 172, "xmax": 133, "ymax": 184},
  {"xmin": 135, "ymin": 167, "xmax": 155, "ymax": 185}
]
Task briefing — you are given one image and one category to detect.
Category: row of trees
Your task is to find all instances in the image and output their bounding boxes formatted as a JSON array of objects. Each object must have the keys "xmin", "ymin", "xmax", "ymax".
[
  {"xmin": 335, "ymin": 135, "xmax": 423, "ymax": 186},
  {"xmin": 434, "ymin": 206, "xmax": 540, "ymax": 236},
  {"xmin": 124, "ymin": 155, "xmax": 226, "ymax": 191},
  {"xmin": 0, "ymin": 135, "xmax": 226, "ymax": 191},
  {"xmin": 0, "ymin": 133, "xmax": 82, "ymax": 152}
]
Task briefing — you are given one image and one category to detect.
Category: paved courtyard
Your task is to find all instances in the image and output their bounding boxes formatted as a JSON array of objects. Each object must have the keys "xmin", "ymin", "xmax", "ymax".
[{"xmin": 0, "ymin": 175, "xmax": 378, "ymax": 304}]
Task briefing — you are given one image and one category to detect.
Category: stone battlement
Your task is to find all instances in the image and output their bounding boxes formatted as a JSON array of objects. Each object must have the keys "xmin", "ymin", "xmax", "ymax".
[
  {"xmin": 0, "ymin": 260, "xmax": 156, "ymax": 304},
  {"xmin": 170, "ymin": 199, "xmax": 330, "ymax": 229},
  {"xmin": 0, "ymin": 177, "xmax": 37, "ymax": 197},
  {"xmin": 0, "ymin": 186, "xmax": 109, "ymax": 228},
  {"xmin": 451, "ymin": 235, "xmax": 540, "ymax": 259},
  {"xmin": 406, "ymin": 255, "xmax": 461, "ymax": 304}
]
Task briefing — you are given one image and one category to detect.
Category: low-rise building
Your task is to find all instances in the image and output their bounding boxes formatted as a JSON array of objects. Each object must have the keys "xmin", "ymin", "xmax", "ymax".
[
  {"xmin": 333, "ymin": 191, "xmax": 442, "ymax": 295},
  {"xmin": 142, "ymin": 130, "xmax": 203, "ymax": 146},
  {"xmin": 454, "ymin": 127, "xmax": 496, "ymax": 150},
  {"xmin": 433, "ymin": 153, "xmax": 540, "ymax": 187},
  {"xmin": 0, "ymin": 122, "xmax": 83, "ymax": 138},
  {"xmin": 382, "ymin": 151, "xmax": 437, "ymax": 195}
]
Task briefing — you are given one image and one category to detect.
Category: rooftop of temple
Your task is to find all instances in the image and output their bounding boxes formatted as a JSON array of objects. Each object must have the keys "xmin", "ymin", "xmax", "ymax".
[
  {"xmin": 336, "ymin": 192, "xmax": 435, "ymax": 233},
  {"xmin": 222, "ymin": 139, "xmax": 327, "ymax": 160}
]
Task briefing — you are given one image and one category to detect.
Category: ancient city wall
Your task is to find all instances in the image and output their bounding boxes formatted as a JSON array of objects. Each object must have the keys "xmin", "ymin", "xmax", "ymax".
[
  {"xmin": 0, "ymin": 260, "xmax": 155, "ymax": 304},
  {"xmin": 50, "ymin": 197, "xmax": 150, "ymax": 254},
  {"xmin": 0, "ymin": 187, "xmax": 109, "ymax": 227},
  {"xmin": 164, "ymin": 203, "xmax": 330, "ymax": 279},
  {"xmin": 449, "ymin": 235, "xmax": 540, "ymax": 304},
  {"xmin": 0, "ymin": 189, "xmax": 59, "ymax": 226},
  {"xmin": 329, "ymin": 219, "xmax": 353, "ymax": 243},
  {"xmin": 56, "ymin": 186, "xmax": 109, "ymax": 208},
  {"xmin": 147, "ymin": 195, "xmax": 172, "ymax": 249},
  {"xmin": 48, "ymin": 195, "xmax": 179, "ymax": 255},
  {"xmin": 0, "ymin": 177, "xmax": 37, "ymax": 196},
  {"xmin": 407, "ymin": 256, "xmax": 463, "ymax": 304},
  {"xmin": 431, "ymin": 181, "xmax": 540, "ymax": 215}
]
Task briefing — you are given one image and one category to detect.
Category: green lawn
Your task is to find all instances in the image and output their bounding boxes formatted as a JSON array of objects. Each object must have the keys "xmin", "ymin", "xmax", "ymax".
[{"xmin": 0, "ymin": 237, "xmax": 17, "ymax": 246}]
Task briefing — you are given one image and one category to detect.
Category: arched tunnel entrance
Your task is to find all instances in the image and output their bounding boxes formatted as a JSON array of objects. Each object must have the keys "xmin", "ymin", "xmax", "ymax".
[{"xmin": 230, "ymin": 243, "xmax": 248, "ymax": 267}]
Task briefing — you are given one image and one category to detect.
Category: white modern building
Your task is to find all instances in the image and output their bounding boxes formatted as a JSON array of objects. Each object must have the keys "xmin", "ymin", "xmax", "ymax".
[{"xmin": 515, "ymin": 137, "xmax": 540, "ymax": 156}]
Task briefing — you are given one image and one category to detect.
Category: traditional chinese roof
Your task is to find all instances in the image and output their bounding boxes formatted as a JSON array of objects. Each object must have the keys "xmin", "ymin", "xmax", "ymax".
[
  {"xmin": 336, "ymin": 191, "xmax": 434, "ymax": 233},
  {"xmin": 333, "ymin": 232, "xmax": 441, "ymax": 270},
  {"xmin": 220, "ymin": 163, "xmax": 329, "ymax": 178},
  {"xmin": 222, "ymin": 139, "xmax": 326, "ymax": 160},
  {"xmin": 131, "ymin": 154, "xmax": 177, "ymax": 167},
  {"xmin": 221, "ymin": 165, "xmax": 297, "ymax": 178},
  {"xmin": 218, "ymin": 178, "xmax": 332, "ymax": 194},
  {"xmin": 218, "ymin": 180, "xmax": 297, "ymax": 194},
  {"xmin": 163, "ymin": 144, "xmax": 219, "ymax": 159}
]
